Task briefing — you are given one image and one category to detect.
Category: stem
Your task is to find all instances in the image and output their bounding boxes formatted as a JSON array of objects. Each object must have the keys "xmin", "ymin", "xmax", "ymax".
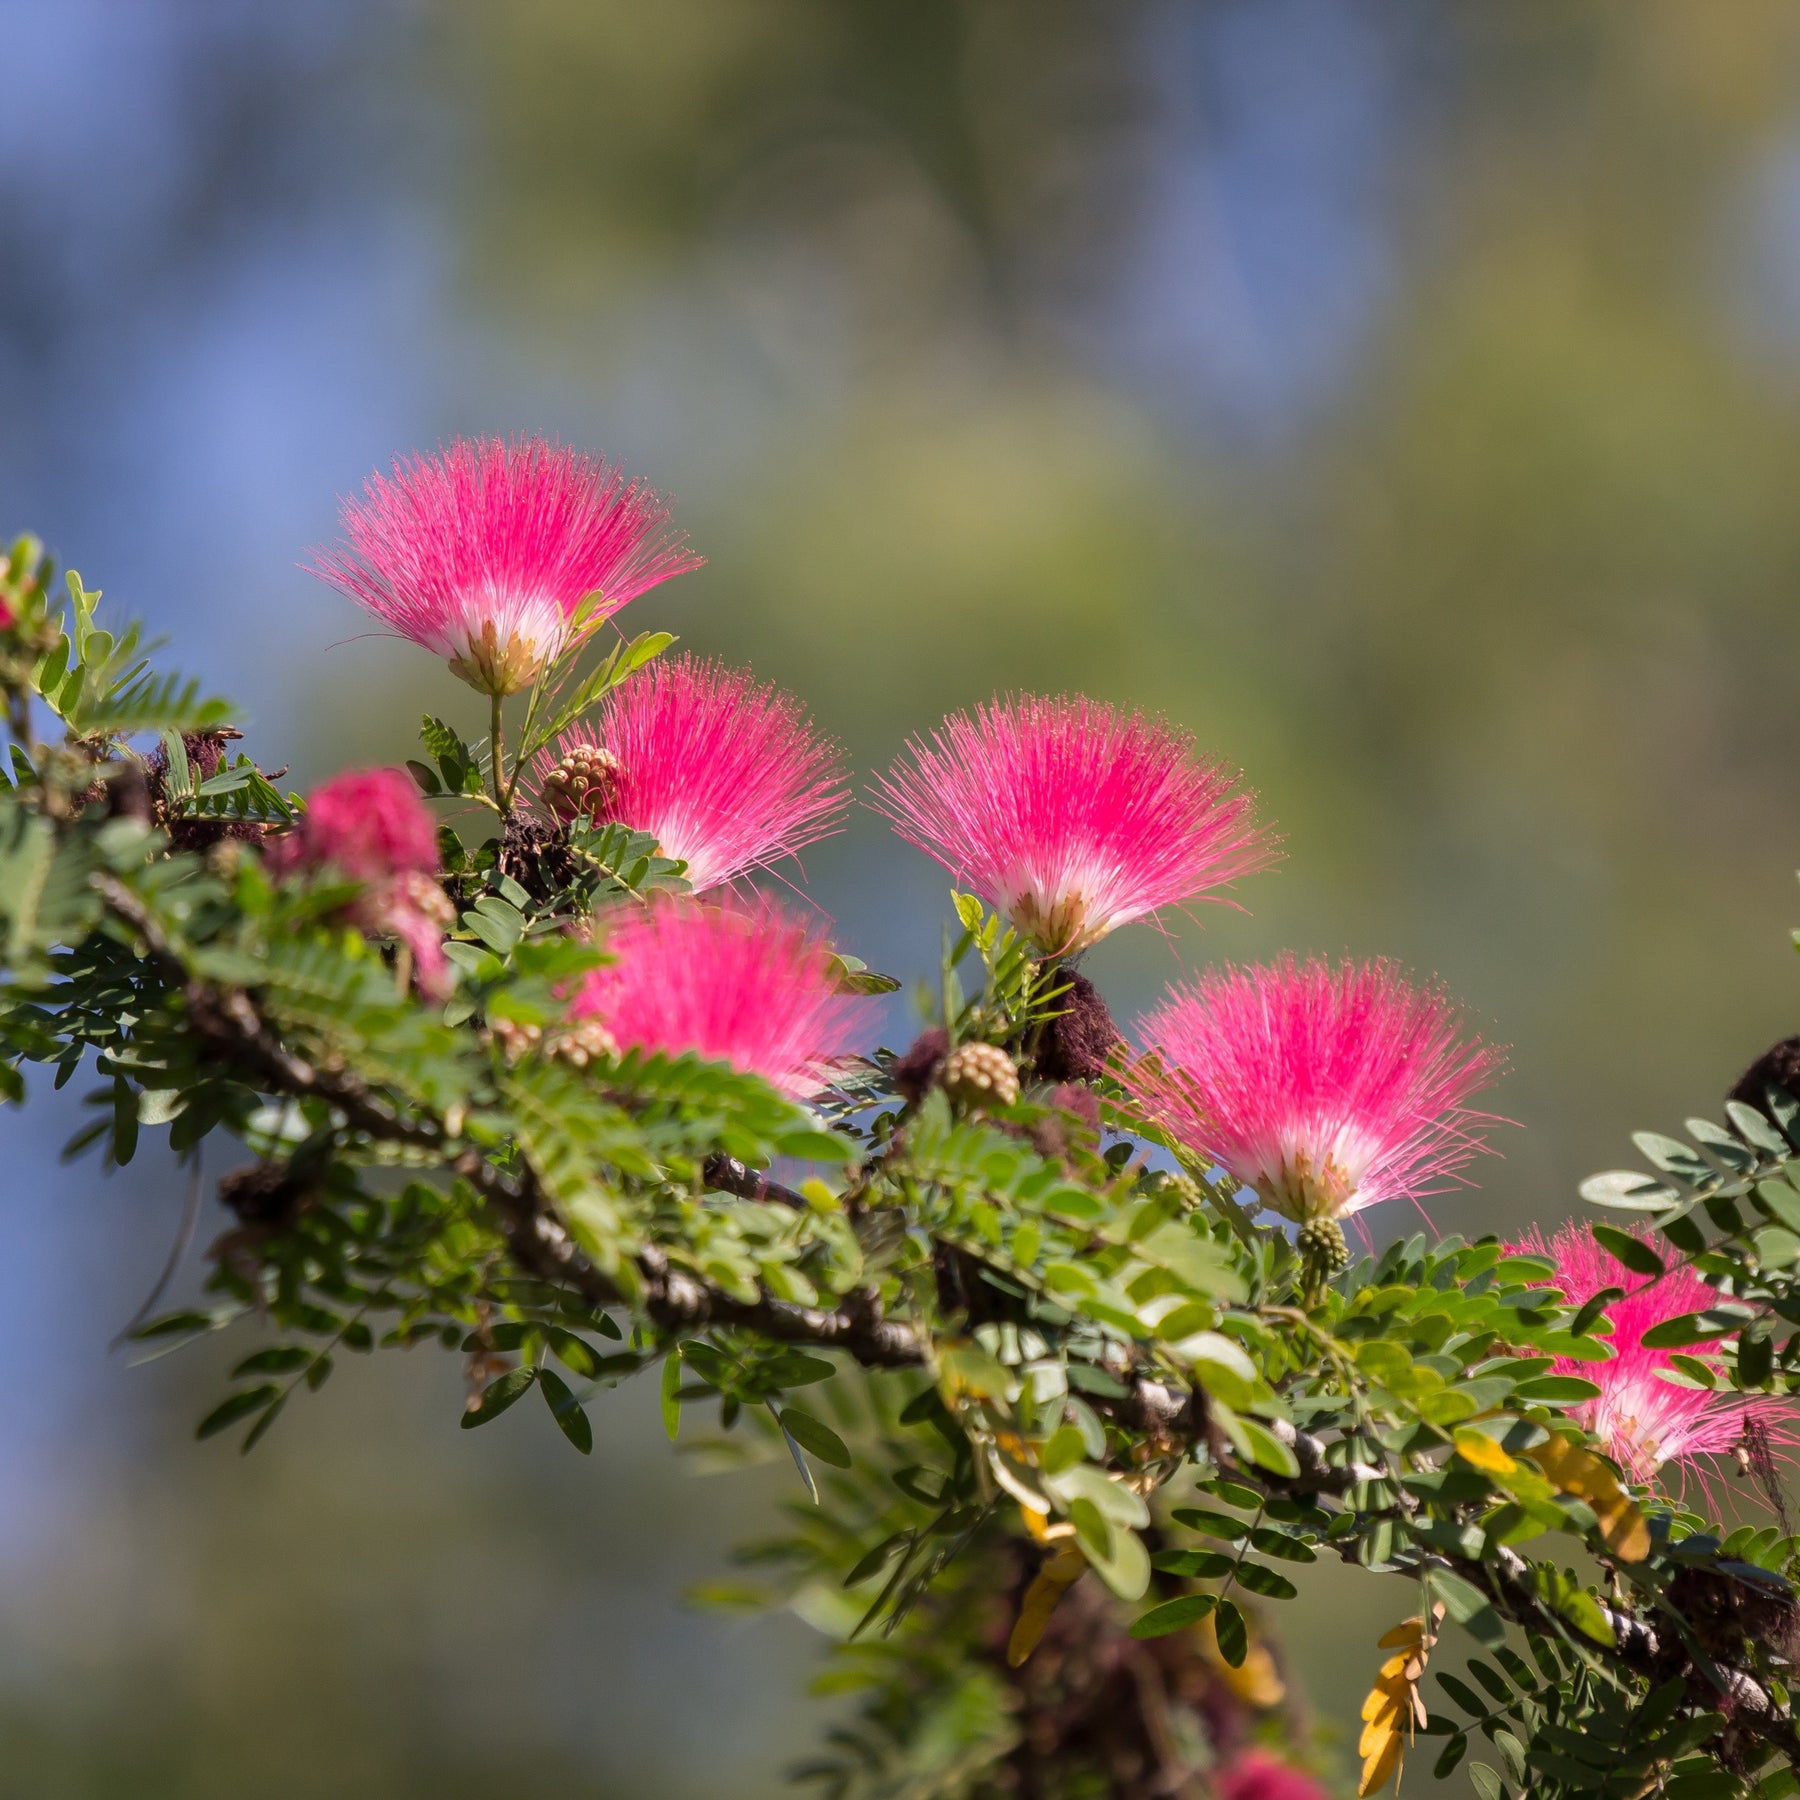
[{"xmin": 489, "ymin": 690, "xmax": 506, "ymax": 813}]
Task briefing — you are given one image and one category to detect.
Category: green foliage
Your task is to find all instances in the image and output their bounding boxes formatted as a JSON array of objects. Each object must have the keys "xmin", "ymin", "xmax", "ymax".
[
  {"xmin": 32, "ymin": 570, "xmax": 232, "ymax": 740},
  {"xmin": 5, "ymin": 566, "xmax": 1800, "ymax": 1797}
]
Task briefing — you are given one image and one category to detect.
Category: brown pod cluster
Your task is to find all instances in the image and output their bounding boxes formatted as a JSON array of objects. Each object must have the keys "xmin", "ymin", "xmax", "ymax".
[
  {"xmin": 891, "ymin": 1026, "xmax": 950, "ymax": 1106},
  {"xmin": 218, "ymin": 1161, "xmax": 309, "ymax": 1229},
  {"xmin": 941, "ymin": 1041, "xmax": 1021, "ymax": 1111},
  {"xmin": 145, "ymin": 728, "xmax": 275, "ymax": 851},
  {"xmin": 1728, "ymin": 1036, "xmax": 1800, "ymax": 1120},
  {"xmin": 539, "ymin": 742, "xmax": 622, "ymax": 824},
  {"xmin": 1036, "ymin": 971, "xmax": 1122, "ymax": 1085},
  {"xmin": 499, "ymin": 811, "xmax": 579, "ymax": 902}
]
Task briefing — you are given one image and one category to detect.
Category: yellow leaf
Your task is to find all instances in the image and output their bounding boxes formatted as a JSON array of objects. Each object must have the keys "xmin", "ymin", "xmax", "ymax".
[
  {"xmin": 1454, "ymin": 1429, "xmax": 1519, "ymax": 1477},
  {"xmin": 1357, "ymin": 1609, "xmax": 1441, "ymax": 1797},
  {"xmin": 1525, "ymin": 1434, "xmax": 1651, "ymax": 1562},
  {"xmin": 1006, "ymin": 1544, "xmax": 1086, "ymax": 1667},
  {"xmin": 1358, "ymin": 1729, "xmax": 1405, "ymax": 1798}
]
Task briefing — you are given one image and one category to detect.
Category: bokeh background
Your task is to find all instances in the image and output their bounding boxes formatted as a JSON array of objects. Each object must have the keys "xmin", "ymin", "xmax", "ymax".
[{"xmin": 7, "ymin": 3, "xmax": 1800, "ymax": 1793}]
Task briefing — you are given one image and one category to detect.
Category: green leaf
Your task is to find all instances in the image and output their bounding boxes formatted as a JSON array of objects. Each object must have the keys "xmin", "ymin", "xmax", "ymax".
[
  {"xmin": 1039, "ymin": 1424, "xmax": 1086, "ymax": 1475},
  {"xmin": 538, "ymin": 1367, "xmax": 593, "ymax": 1454},
  {"xmin": 1249, "ymin": 1527, "xmax": 1317, "ymax": 1563},
  {"xmin": 1591, "ymin": 1224, "xmax": 1662, "ymax": 1276},
  {"xmin": 1639, "ymin": 1313, "xmax": 1718, "ymax": 1349},
  {"xmin": 774, "ymin": 1128, "xmax": 855, "ymax": 1164},
  {"xmin": 1182, "ymin": 1330, "xmax": 1259, "ymax": 1411},
  {"xmin": 1212, "ymin": 1402, "xmax": 1300, "ymax": 1478},
  {"xmin": 1511, "ymin": 1375, "xmax": 1602, "ymax": 1403},
  {"xmin": 1580, "ymin": 1170, "xmax": 1680, "ymax": 1211},
  {"xmin": 1150, "ymin": 1549, "xmax": 1235, "ymax": 1579},
  {"xmin": 231, "ymin": 1346, "xmax": 313, "ymax": 1378},
  {"xmin": 239, "ymin": 1394, "xmax": 289, "ymax": 1453},
  {"xmin": 460, "ymin": 1367, "xmax": 538, "ymax": 1428},
  {"xmin": 1128, "ymin": 1593, "xmax": 1217, "ymax": 1639},
  {"xmin": 1433, "ymin": 1733, "xmax": 1469, "ymax": 1781},
  {"xmin": 1630, "ymin": 1131, "xmax": 1714, "ymax": 1184},
  {"xmin": 196, "ymin": 1386, "xmax": 280, "ymax": 1441},
  {"xmin": 1234, "ymin": 1561, "xmax": 1297, "ymax": 1601},
  {"xmin": 1212, "ymin": 1598, "xmax": 1247, "ymax": 1666},
  {"xmin": 777, "ymin": 1406, "xmax": 853, "ymax": 1468},
  {"xmin": 1754, "ymin": 1179, "xmax": 1800, "ymax": 1235},
  {"xmin": 1171, "ymin": 1506, "xmax": 1251, "ymax": 1541},
  {"xmin": 1431, "ymin": 1569, "xmax": 1506, "ymax": 1648}
]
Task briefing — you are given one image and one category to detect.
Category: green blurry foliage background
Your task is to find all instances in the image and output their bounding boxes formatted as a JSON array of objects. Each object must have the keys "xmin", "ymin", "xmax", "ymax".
[{"xmin": 8, "ymin": 3, "xmax": 1800, "ymax": 1792}]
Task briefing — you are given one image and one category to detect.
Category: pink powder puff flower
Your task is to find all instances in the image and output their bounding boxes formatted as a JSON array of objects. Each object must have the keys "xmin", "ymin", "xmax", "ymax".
[
  {"xmin": 1124, "ymin": 956, "xmax": 1503, "ymax": 1224},
  {"xmin": 869, "ymin": 694, "xmax": 1274, "ymax": 957},
  {"xmin": 310, "ymin": 436, "xmax": 701, "ymax": 697},
  {"xmin": 1512, "ymin": 1223, "xmax": 1793, "ymax": 1483},
  {"xmin": 1215, "ymin": 1751, "xmax": 1329, "ymax": 1800},
  {"xmin": 265, "ymin": 768, "xmax": 454, "ymax": 1001},
  {"xmin": 567, "ymin": 897, "xmax": 871, "ymax": 1100},
  {"xmin": 0, "ymin": 595, "xmax": 15, "ymax": 631},
  {"xmin": 531, "ymin": 655, "xmax": 848, "ymax": 892}
]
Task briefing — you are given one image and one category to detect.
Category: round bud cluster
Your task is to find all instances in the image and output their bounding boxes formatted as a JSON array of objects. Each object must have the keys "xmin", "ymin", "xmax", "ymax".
[
  {"xmin": 1142, "ymin": 1169, "xmax": 1203, "ymax": 1211},
  {"xmin": 488, "ymin": 1017, "xmax": 618, "ymax": 1070},
  {"xmin": 545, "ymin": 1019, "xmax": 619, "ymax": 1069},
  {"xmin": 940, "ymin": 1041, "xmax": 1020, "ymax": 1112},
  {"xmin": 540, "ymin": 743, "xmax": 623, "ymax": 823},
  {"xmin": 1296, "ymin": 1215, "xmax": 1352, "ymax": 1278},
  {"xmin": 390, "ymin": 868, "xmax": 456, "ymax": 931},
  {"xmin": 489, "ymin": 1018, "xmax": 542, "ymax": 1063}
]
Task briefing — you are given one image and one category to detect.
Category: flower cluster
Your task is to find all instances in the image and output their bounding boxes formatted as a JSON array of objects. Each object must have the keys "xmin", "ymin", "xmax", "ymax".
[
  {"xmin": 311, "ymin": 436, "xmax": 700, "ymax": 696},
  {"xmin": 1123, "ymin": 956, "xmax": 1503, "ymax": 1227},
  {"xmin": 306, "ymin": 435, "xmax": 1510, "ymax": 1208},
  {"xmin": 871, "ymin": 693, "xmax": 1275, "ymax": 956},
  {"xmin": 1215, "ymin": 1751, "xmax": 1328, "ymax": 1800},
  {"xmin": 531, "ymin": 654, "xmax": 847, "ymax": 891},
  {"xmin": 568, "ymin": 898, "xmax": 870, "ymax": 1099},
  {"xmin": 267, "ymin": 767, "xmax": 454, "ymax": 999},
  {"xmin": 1515, "ymin": 1224, "xmax": 1791, "ymax": 1483}
]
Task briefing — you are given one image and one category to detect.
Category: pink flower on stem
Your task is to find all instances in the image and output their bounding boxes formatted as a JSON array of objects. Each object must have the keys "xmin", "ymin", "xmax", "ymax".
[
  {"xmin": 531, "ymin": 655, "xmax": 848, "ymax": 892},
  {"xmin": 310, "ymin": 436, "xmax": 701, "ymax": 697},
  {"xmin": 266, "ymin": 768, "xmax": 453, "ymax": 1000},
  {"xmin": 1514, "ymin": 1223, "xmax": 1792, "ymax": 1483},
  {"xmin": 869, "ymin": 694, "xmax": 1274, "ymax": 957},
  {"xmin": 1215, "ymin": 1751, "xmax": 1328, "ymax": 1800},
  {"xmin": 0, "ymin": 595, "xmax": 15, "ymax": 631},
  {"xmin": 568, "ymin": 897, "xmax": 871, "ymax": 1099},
  {"xmin": 1124, "ymin": 956, "xmax": 1503, "ymax": 1225}
]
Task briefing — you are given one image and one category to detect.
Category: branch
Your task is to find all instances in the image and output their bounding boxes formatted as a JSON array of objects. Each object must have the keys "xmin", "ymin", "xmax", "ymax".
[
  {"xmin": 702, "ymin": 1151, "xmax": 811, "ymax": 1209},
  {"xmin": 95, "ymin": 872, "xmax": 924, "ymax": 1368},
  {"xmin": 90, "ymin": 873, "xmax": 1800, "ymax": 1766}
]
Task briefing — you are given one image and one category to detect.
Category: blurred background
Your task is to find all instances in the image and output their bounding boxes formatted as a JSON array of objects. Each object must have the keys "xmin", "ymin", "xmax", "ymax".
[{"xmin": 7, "ymin": 2, "xmax": 1800, "ymax": 1792}]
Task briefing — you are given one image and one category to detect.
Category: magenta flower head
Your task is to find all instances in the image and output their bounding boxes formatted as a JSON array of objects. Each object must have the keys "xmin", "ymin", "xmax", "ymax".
[
  {"xmin": 1216, "ymin": 1751, "xmax": 1328, "ymax": 1800},
  {"xmin": 1514, "ymin": 1224, "xmax": 1793, "ymax": 1484},
  {"xmin": 1124, "ymin": 956, "xmax": 1503, "ymax": 1225},
  {"xmin": 266, "ymin": 768, "xmax": 454, "ymax": 1001},
  {"xmin": 567, "ymin": 897, "xmax": 872, "ymax": 1099},
  {"xmin": 310, "ymin": 436, "xmax": 701, "ymax": 697},
  {"xmin": 869, "ymin": 694, "xmax": 1274, "ymax": 957},
  {"xmin": 530, "ymin": 655, "xmax": 848, "ymax": 892}
]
